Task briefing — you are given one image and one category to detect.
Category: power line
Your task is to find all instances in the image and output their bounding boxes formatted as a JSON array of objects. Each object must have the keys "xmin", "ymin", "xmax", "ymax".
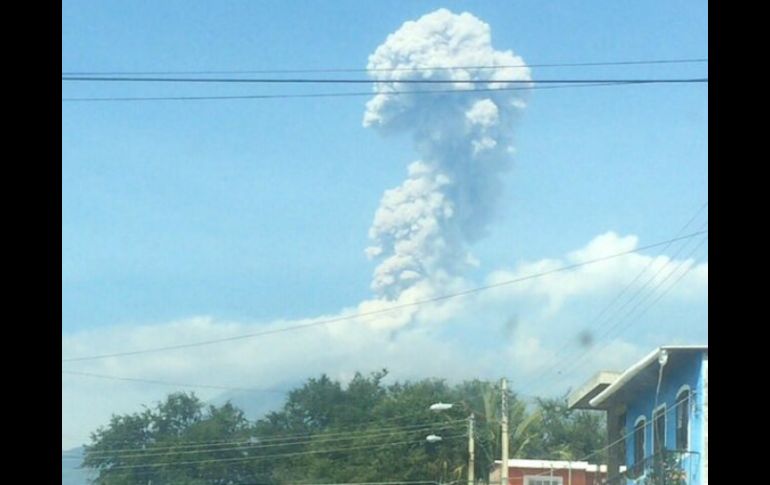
[
  {"xmin": 72, "ymin": 376, "xmax": 704, "ymax": 480},
  {"xmin": 61, "ymin": 75, "xmax": 707, "ymax": 85},
  {"xmin": 526, "ymin": 234, "xmax": 707, "ymax": 398},
  {"xmin": 516, "ymin": 204, "xmax": 707, "ymax": 393},
  {"xmin": 79, "ymin": 434, "xmax": 467, "ymax": 471},
  {"xmin": 568, "ymin": 233, "xmax": 706, "ymax": 369},
  {"xmin": 225, "ymin": 481, "xmax": 461, "ymax": 485},
  {"xmin": 64, "ymin": 422, "xmax": 465, "ymax": 460},
  {"xmin": 562, "ymin": 235, "xmax": 708, "ymax": 379},
  {"xmin": 61, "ymin": 80, "xmax": 705, "ymax": 103},
  {"xmin": 64, "ymin": 420, "xmax": 466, "ymax": 457},
  {"xmin": 77, "ymin": 399, "xmax": 697, "ymax": 479},
  {"xmin": 65, "ymin": 413, "xmax": 467, "ymax": 454},
  {"xmin": 62, "ymin": 57, "xmax": 707, "ymax": 76},
  {"xmin": 501, "ymin": 394, "xmax": 692, "ymax": 484},
  {"xmin": 509, "ymin": 395, "xmax": 697, "ymax": 481},
  {"xmin": 62, "ymin": 370, "xmax": 289, "ymax": 394},
  {"xmin": 61, "ymin": 230, "xmax": 706, "ymax": 363},
  {"xmin": 532, "ymin": 235, "xmax": 706, "ymax": 395},
  {"xmin": 59, "ymin": 82, "xmax": 647, "ymax": 102},
  {"xmin": 75, "ymin": 402, "xmax": 696, "ymax": 480},
  {"xmin": 261, "ymin": 482, "xmax": 447, "ymax": 485},
  {"xmin": 221, "ymin": 480, "xmax": 459, "ymax": 485}
]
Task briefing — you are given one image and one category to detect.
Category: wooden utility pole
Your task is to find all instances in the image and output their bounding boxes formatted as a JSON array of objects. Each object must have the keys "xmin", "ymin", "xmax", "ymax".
[
  {"xmin": 501, "ymin": 378, "xmax": 509, "ymax": 485},
  {"xmin": 468, "ymin": 413, "xmax": 475, "ymax": 485}
]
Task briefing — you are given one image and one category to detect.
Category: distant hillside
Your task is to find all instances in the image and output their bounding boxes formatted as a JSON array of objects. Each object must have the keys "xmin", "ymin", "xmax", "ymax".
[
  {"xmin": 62, "ymin": 389, "xmax": 285, "ymax": 485},
  {"xmin": 62, "ymin": 446, "xmax": 94, "ymax": 485}
]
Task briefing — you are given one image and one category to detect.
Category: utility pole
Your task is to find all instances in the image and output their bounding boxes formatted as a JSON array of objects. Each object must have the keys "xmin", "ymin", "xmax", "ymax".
[
  {"xmin": 501, "ymin": 378, "xmax": 509, "ymax": 485},
  {"xmin": 468, "ymin": 413, "xmax": 475, "ymax": 485}
]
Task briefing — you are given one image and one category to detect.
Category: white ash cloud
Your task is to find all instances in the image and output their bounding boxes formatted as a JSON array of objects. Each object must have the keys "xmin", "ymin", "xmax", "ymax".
[{"xmin": 363, "ymin": 8, "xmax": 532, "ymax": 299}]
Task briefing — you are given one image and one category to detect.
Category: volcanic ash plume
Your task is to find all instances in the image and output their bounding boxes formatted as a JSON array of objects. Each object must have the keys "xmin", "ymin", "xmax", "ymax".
[{"xmin": 363, "ymin": 9, "xmax": 532, "ymax": 300}]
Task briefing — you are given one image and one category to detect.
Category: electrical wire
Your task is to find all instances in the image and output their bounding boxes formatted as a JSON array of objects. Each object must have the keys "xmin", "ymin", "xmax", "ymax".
[
  {"xmin": 62, "ymin": 57, "xmax": 707, "ymax": 76},
  {"xmin": 61, "ymin": 76, "xmax": 707, "ymax": 85},
  {"xmin": 517, "ymin": 213, "xmax": 706, "ymax": 391},
  {"xmin": 62, "ymin": 370, "xmax": 290, "ymax": 394},
  {"xmin": 61, "ymin": 230, "xmax": 706, "ymax": 363},
  {"xmin": 64, "ymin": 423, "xmax": 465, "ymax": 460},
  {"xmin": 503, "ymin": 395, "xmax": 698, "ymax": 481},
  {"xmin": 79, "ymin": 433, "xmax": 467, "ymax": 471},
  {"xmin": 64, "ymin": 420, "xmax": 466, "ymax": 457},
  {"xmin": 62, "ymin": 80, "xmax": 668, "ymax": 102},
  {"xmin": 556, "ymin": 234, "xmax": 707, "ymax": 383},
  {"xmin": 64, "ymin": 414, "xmax": 469, "ymax": 454},
  {"xmin": 515, "ymin": 203, "xmax": 707, "ymax": 394}
]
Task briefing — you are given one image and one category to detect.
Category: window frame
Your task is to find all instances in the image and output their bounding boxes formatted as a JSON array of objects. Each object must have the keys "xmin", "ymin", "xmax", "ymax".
[
  {"xmin": 652, "ymin": 404, "xmax": 667, "ymax": 456},
  {"xmin": 632, "ymin": 415, "xmax": 647, "ymax": 477},
  {"xmin": 523, "ymin": 476, "xmax": 563, "ymax": 485},
  {"xmin": 675, "ymin": 385, "xmax": 691, "ymax": 451},
  {"xmin": 617, "ymin": 411, "xmax": 627, "ymax": 465}
]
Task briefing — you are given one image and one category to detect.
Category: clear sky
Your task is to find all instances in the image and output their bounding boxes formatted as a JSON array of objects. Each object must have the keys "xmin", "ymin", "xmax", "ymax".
[{"xmin": 62, "ymin": 0, "xmax": 707, "ymax": 450}]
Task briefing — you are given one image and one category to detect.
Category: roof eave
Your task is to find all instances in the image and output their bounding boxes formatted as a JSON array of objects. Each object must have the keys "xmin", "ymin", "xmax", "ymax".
[
  {"xmin": 567, "ymin": 371, "xmax": 621, "ymax": 410},
  {"xmin": 588, "ymin": 345, "xmax": 708, "ymax": 408}
]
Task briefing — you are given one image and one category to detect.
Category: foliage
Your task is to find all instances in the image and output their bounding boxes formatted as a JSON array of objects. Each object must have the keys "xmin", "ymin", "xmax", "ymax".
[
  {"xmin": 83, "ymin": 393, "xmax": 256, "ymax": 485},
  {"xmin": 82, "ymin": 372, "xmax": 606, "ymax": 484},
  {"xmin": 525, "ymin": 395, "xmax": 607, "ymax": 463},
  {"xmin": 640, "ymin": 450, "xmax": 688, "ymax": 485}
]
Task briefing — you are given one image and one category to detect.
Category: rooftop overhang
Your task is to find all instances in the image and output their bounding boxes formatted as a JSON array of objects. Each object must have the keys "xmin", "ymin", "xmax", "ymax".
[
  {"xmin": 567, "ymin": 345, "xmax": 707, "ymax": 410},
  {"xmin": 567, "ymin": 371, "xmax": 621, "ymax": 410},
  {"xmin": 588, "ymin": 345, "xmax": 707, "ymax": 408},
  {"xmin": 491, "ymin": 459, "xmax": 608, "ymax": 471}
]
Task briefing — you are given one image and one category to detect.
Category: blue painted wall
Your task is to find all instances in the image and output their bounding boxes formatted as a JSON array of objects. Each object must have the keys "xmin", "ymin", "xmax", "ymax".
[{"xmin": 621, "ymin": 350, "xmax": 706, "ymax": 485}]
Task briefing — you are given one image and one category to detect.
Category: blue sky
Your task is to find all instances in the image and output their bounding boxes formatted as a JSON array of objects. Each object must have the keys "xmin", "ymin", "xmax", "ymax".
[{"xmin": 62, "ymin": 0, "xmax": 707, "ymax": 450}]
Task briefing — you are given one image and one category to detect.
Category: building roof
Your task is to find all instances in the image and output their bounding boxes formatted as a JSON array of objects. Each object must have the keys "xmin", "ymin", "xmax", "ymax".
[
  {"xmin": 492, "ymin": 459, "xmax": 608, "ymax": 472},
  {"xmin": 568, "ymin": 345, "xmax": 707, "ymax": 410},
  {"xmin": 567, "ymin": 371, "xmax": 621, "ymax": 410}
]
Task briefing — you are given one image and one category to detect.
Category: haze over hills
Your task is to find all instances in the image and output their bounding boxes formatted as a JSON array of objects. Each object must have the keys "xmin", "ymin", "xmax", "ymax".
[
  {"xmin": 62, "ymin": 447, "xmax": 94, "ymax": 485},
  {"xmin": 62, "ymin": 390, "xmax": 288, "ymax": 485}
]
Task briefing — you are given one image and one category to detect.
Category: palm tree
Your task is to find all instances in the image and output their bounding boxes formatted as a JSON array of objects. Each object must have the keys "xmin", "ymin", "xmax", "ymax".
[{"xmin": 453, "ymin": 380, "xmax": 543, "ymax": 483}]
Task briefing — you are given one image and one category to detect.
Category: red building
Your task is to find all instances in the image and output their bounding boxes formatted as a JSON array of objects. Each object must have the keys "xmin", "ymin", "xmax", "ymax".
[{"xmin": 489, "ymin": 459, "xmax": 614, "ymax": 485}]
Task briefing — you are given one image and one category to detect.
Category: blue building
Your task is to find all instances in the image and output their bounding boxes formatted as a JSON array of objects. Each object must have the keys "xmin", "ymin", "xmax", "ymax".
[{"xmin": 568, "ymin": 346, "xmax": 708, "ymax": 485}]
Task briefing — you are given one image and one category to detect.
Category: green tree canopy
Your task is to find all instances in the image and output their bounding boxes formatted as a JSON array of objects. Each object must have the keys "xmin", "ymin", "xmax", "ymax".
[{"xmin": 82, "ymin": 372, "xmax": 605, "ymax": 484}]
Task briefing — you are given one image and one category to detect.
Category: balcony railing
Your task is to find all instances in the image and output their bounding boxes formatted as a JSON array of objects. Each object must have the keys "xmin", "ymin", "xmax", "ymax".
[{"xmin": 599, "ymin": 449, "xmax": 700, "ymax": 485}]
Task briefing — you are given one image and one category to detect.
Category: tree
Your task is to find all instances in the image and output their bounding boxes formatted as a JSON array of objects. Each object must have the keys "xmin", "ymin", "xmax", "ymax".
[
  {"xmin": 525, "ymin": 395, "xmax": 607, "ymax": 463},
  {"xmin": 82, "ymin": 374, "xmax": 607, "ymax": 484},
  {"xmin": 83, "ymin": 392, "xmax": 256, "ymax": 485}
]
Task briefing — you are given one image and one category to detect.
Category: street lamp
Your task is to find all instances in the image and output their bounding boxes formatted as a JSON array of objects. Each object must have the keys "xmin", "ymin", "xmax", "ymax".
[
  {"xmin": 428, "ymin": 380, "xmax": 509, "ymax": 485},
  {"xmin": 430, "ymin": 402, "xmax": 454, "ymax": 412},
  {"xmin": 429, "ymin": 402, "xmax": 475, "ymax": 485}
]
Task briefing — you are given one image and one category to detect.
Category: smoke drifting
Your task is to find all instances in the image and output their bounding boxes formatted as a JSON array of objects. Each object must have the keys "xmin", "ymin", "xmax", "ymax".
[{"xmin": 363, "ymin": 9, "xmax": 532, "ymax": 300}]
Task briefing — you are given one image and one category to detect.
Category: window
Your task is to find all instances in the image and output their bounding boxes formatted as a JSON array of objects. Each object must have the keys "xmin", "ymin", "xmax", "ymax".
[
  {"xmin": 524, "ymin": 477, "xmax": 563, "ymax": 485},
  {"xmin": 633, "ymin": 416, "xmax": 646, "ymax": 476},
  {"xmin": 675, "ymin": 388, "xmax": 690, "ymax": 450},
  {"xmin": 653, "ymin": 406, "xmax": 666, "ymax": 456},
  {"xmin": 617, "ymin": 412, "xmax": 627, "ymax": 464}
]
